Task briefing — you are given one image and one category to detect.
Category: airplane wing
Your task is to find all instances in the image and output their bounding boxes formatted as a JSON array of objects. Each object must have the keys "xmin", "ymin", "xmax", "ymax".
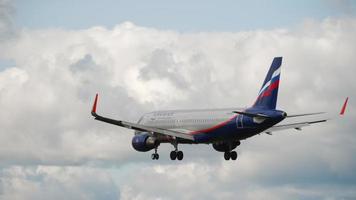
[
  {"xmin": 90, "ymin": 94, "xmax": 195, "ymax": 141},
  {"xmin": 286, "ymin": 112, "xmax": 325, "ymax": 118},
  {"xmin": 264, "ymin": 119, "xmax": 328, "ymax": 133},
  {"xmin": 265, "ymin": 97, "xmax": 349, "ymax": 134},
  {"xmin": 233, "ymin": 110, "xmax": 324, "ymax": 118}
]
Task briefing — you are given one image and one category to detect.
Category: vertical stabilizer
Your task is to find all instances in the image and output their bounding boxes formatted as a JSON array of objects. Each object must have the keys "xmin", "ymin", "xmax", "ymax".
[{"xmin": 253, "ymin": 57, "xmax": 282, "ymax": 109}]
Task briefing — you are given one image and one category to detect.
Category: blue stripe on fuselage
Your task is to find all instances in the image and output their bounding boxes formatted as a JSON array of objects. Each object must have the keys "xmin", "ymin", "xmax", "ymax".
[
  {"xmin": 192, "ymin": 109, "xmax": 285, "ymax": 143},
  {"xmin": 192, "ymin": 116, "xmax": 261, "ymax": 143}
]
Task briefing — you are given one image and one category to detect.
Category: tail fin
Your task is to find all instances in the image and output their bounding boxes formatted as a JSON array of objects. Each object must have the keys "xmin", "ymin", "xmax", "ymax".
[{"xmin": 253, "ymin": 57, "xmax": 282, "ymax": 109}]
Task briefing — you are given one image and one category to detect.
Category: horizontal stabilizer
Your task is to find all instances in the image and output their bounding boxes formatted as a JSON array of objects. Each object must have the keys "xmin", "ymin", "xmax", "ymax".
[{"xmin": 232, "ymin": 111, "xmax": 271, "ymax": 118}]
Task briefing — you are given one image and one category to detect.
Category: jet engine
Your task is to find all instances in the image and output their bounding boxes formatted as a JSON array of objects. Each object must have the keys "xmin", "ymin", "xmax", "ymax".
[
  {"xmin": 212, "ymin": 141, "xmax": 240, "ymax": 152},
  {"xmin": 132, "ymin": 133, "xmax": 159, "ymax": 152}
]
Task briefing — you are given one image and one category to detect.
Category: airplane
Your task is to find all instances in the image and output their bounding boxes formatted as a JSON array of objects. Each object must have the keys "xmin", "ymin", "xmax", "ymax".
[{"xmin": 91, "ymin": 57, "xmax": 348, "ymax": 161}]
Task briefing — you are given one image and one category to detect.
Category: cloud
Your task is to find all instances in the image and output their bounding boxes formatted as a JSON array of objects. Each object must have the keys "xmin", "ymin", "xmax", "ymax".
[
  {"xmin": 139, "ymin": 48, "xmax": 189, "ymax": 89},
  {"xmin": 0, "ymin": 18, "xmax": 355, "ymax": 199},
  {"xmin": 0, "ymin": 0, "xmax": 14, "ymax": 40},
  {"xmin": 0, "ymin": 166, "xmax": 119, "ymax": 200},
  {"xmin": 118, "ymin": 161, "xmax": 356, "ymax": 200}
]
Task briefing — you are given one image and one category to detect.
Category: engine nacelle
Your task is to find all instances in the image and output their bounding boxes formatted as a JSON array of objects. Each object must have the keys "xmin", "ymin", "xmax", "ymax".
[
  {"xmin": 212, "ymin": 141, "xmax": 240, "ymax": 152},
  {"xmin": 132, "ymin": 133, "xmax": 159, "ymax": 152}
]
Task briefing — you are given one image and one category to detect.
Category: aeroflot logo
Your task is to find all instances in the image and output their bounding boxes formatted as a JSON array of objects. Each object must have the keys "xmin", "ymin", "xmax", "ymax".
[{"xmin": 257, "ymin": 67, "xmax": 281, "ymax": 98}]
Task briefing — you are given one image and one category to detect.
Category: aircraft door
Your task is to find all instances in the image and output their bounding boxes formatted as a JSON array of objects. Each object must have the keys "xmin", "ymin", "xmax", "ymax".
[{"xmin": 236, "ymin": 114, "xmax": 243, "ymax": 128}]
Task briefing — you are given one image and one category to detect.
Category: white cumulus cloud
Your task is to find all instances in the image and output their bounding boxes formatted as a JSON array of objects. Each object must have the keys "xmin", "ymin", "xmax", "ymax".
[{"xmin": 0, "ymin": 17, "xmax": 356, "ymax": 199}]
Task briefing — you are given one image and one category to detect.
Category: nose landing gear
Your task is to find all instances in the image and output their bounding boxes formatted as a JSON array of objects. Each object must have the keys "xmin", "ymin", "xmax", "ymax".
[{"xmin": 151, "ymin": 147, "xmax": 159, "ymax": 160}]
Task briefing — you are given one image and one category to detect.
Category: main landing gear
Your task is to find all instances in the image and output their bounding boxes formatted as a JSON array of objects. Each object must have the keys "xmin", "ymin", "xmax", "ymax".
[
  {"xmin": 170, "ymin": 141, "xmax": 184, "ymax": 161},
  {"xmin": 224, "ymin": 151, "xmax": 237, "ymax": 160},
  {"xmin": 170, "ymin": 150, "xmax": 184, "ymax": 160},
  {"xmin": 212, "ymin": 141, "xmax": 240, "ymax": 161}
]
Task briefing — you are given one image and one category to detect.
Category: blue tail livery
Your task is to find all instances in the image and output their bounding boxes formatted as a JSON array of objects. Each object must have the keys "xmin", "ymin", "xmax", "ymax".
[{"xmin": 253, "ymin": 57, "xmax": 282, "ymax": 109}]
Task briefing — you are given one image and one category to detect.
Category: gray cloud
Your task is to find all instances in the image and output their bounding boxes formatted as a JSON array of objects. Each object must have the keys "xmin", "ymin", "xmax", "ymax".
[
  {"xmin": 0, "ymin": 0, "xmax": 14, "ymax": 40},
  {"xmin": 139, "ymin": 48, "xmax": 189, "ymax": 89},
  {"xmin": 0, "ymin": 166, "xmax": 119, "ymax": 200},
  {"xmin": 0, "ymin": 18, "xmax": 355, "ymax": 199}
]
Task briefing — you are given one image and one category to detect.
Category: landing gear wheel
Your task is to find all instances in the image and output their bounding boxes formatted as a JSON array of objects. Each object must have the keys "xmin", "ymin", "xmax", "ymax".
[
  {"xmin": 177, "ymin": 151, "xmax": 184, "ymax": 160},
  {"xmin": 230, "ymin": 151, "xmax": 237, "ymax": 160},
  {"xmin": 170, "ymin": 151, "xmax": 177, "ymax": 160},
  {"xmin": 170, "ymin": 141, "xmax": 184, "ymax": 161},
  {"xmin": 151, "ymin": 153, "xmax": 159, "ymax": 160},
  {"xmin": 224, "ymin": 152, "xmax": 230, "ymax": 160},
  {"xmin": 151, "ymin": 147, "xmax": 159, "ymax": 160}
]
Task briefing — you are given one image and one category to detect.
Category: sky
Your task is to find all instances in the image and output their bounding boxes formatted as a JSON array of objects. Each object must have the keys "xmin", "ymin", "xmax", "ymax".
[
  {"xmin": 13, "ymin": 0, "xmax": 356, "ymax": 31},
  {"xmin": 1, "ymin": 0, "xmax": 356, "ymax": 200}
]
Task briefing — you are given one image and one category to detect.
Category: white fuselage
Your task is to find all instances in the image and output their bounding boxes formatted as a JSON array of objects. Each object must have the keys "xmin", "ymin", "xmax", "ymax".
[{"xmin": 137, "ymin": 108, "xmax": 244, "ymax": 132}]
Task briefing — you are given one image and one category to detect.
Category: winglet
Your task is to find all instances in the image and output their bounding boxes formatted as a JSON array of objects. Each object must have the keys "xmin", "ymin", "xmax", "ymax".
[
  {"xmin": 91, "ymin": 93, "xmax": 99, "ymax": 116},
  {"xmin": 340, "ymin": 97, "xmax": 349, "ymax": 116}
]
